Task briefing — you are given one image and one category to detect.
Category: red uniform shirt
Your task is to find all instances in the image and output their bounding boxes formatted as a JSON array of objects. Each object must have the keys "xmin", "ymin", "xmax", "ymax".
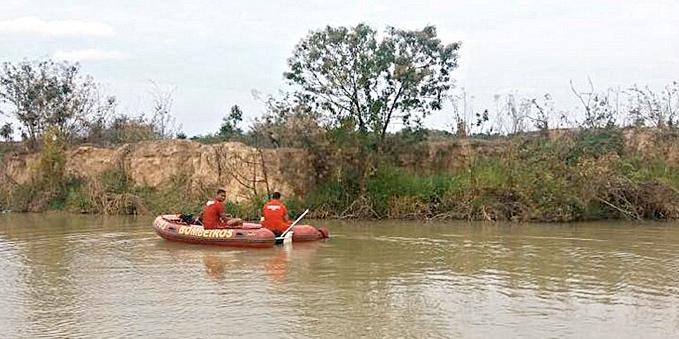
[
  {"xmin": 262, "ymin": 199, "xmax": 289, "ymax": 233},
  {"xmin": 202, "ymin": 199, "xmax": 225, "ymax": 229}
]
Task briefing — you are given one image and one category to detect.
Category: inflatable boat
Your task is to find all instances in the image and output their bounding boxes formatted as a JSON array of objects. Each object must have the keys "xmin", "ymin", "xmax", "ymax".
[
  {"xmin": 153, "ymin": 215, "xmax": 276, "ymax": 248},
  {"xmin": 289, "ymin": 224, "xmax": 329, "ymax": 242},
  {"xmin": 153, "ymin": 215, "xmax": 329, "ymax": 248}
]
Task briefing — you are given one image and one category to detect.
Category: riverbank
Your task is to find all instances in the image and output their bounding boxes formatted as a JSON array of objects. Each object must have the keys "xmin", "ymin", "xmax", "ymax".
[{"xmin": 1, "ymin": 127, "xmax": 677, "ymax": 222}]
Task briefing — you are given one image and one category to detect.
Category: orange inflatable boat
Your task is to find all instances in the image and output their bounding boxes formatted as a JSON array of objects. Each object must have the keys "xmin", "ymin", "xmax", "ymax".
[{"xmin": 153, "ymin": 215, "xmax": 329, "ymax": 248}]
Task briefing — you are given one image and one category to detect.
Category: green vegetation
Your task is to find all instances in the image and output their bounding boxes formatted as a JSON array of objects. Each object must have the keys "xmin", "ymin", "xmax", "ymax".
[
  {"xmin": 295, "ymin": 136, "xmax": 677, "ymax": 221},
  {"xmin": 0, "ymin": 127, "xmax": 676, "ymax": 222},
  {"xmin": 0, "ymin": 24, "xmax": 677, "ymax": 222},
  {"xmin": 0, "ymin": 59, "xmax": 182, "ymax": 149}
]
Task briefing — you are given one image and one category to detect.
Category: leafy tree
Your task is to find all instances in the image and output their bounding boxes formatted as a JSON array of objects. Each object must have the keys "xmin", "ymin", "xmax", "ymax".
[
  {"xmin": 218, "ymin": 104, "xmax": 243, "ymax": 139},
  {"xmin": 0, "ymin": 60, "xmax": 115, "ymax": 149},
  {"xmin": 0, "ymin": 122, "xmax": 13, "ymax": 141},
  {"xmin": 284, "ymin": 24, "xmax": 460, "ymax": 151}
]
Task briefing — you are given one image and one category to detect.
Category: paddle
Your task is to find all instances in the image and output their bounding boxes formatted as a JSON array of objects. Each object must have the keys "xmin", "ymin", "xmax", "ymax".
[{"xmin": 275, "ymin": 209, "xmax": 309, "ymax": 241}]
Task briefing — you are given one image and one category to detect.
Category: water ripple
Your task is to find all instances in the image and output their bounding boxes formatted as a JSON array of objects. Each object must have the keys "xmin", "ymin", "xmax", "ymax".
[{"xmin": 1, "ymin": 216, "xmax": 679, "ymax": 338}]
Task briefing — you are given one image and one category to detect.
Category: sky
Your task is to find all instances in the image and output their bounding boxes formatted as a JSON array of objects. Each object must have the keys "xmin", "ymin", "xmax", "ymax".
[{"xmin": 1, "ymin": 0, "xmax": 678, "ymax": 136}]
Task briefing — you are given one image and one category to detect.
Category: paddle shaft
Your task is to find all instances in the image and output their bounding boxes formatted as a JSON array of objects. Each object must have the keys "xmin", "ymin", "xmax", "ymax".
[{"xmin": 276, "ymin": 209, "xmax": 309, "ymax": 240}]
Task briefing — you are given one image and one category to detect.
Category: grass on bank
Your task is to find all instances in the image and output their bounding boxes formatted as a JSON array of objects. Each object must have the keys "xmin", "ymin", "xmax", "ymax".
[{"xmin": 1, "ymin": 128, "xmax": 677, "ymax": 222}]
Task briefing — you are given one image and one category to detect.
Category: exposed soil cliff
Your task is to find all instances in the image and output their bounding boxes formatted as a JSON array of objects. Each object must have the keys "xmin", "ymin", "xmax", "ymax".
[
  {"xmin": 1, "ymin": 128, "xmax": 676, "ymax": 203},
  {"xmin": 2, "ymin": 140, "xmax": 314, "ymax": 202}
]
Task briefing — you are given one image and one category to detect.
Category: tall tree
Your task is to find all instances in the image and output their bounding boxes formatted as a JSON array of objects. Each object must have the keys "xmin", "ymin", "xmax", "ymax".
[{"xmin": 284, "ymin": 24, "xmax": 460, "ymax": 150}]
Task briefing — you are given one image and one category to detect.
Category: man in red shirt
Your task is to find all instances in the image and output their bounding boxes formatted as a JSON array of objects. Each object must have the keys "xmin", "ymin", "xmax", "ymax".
[
  {"xmin": 200, "ymin": 189, "xmax": 243, "ymax": 229},
  {"xmin": 261, "ymin": 191, "xmax": 291, "ymax": 236}
]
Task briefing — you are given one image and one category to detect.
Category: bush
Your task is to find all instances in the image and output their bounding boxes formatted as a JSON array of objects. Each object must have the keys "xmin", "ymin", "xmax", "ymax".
[{"xmin": 566, "ymin": 128, "xmax": 624, "ymax": 164}]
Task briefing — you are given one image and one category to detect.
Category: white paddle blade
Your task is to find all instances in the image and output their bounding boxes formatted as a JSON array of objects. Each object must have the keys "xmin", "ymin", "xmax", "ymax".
[{"xmin": 283, "ymin": 231, "xmax": 293, "ymax": 244}]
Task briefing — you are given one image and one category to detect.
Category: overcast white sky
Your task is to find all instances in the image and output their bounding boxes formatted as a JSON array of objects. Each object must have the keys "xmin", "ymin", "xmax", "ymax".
[{"xmin": 1, "ymin": 0, "xmax": 678, "ymax": 136}]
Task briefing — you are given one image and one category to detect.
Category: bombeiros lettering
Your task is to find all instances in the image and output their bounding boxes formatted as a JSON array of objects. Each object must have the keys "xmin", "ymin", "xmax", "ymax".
[{"xmin": 178, "ymin": 226, "xmax": 232, "ymax": 238}]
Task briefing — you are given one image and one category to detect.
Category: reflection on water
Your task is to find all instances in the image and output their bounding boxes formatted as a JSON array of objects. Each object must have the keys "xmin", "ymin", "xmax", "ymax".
[{"xmin": 1, "ymin": 213, "xmax": 679, "ymax": 338}]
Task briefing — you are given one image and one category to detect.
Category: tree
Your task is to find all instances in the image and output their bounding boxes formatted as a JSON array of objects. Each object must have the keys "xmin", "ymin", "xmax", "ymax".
[
  {"xmin": 0, "ymin": 122, "xmax": 13, "ymax": 141},
  {"xmin": 0, "ymin": 60, "xmax": 115, "ymax": 149},
  {"xmin": 247, "ymin": 93, "xmax": 325, "ymax": 148},
  {"xmin": 284, "ymin": 24, "xmax": 460, "ymax": 151},
  {"xmin": 149, "ymin": 83, "xmax": 180, "ymax": 139},
  {"xmin": 218, "ymin": 104, "xmax": 243, "ymax": 139}
]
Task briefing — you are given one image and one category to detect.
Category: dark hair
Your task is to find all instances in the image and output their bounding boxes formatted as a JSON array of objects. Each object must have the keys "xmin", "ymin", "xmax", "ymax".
[
  {"xmin": 217, "ymin": 189, "xmax": 226, "ymax": 195},
  {"xmin": 272, "ymin": 191, "xmax": 281, "ymax": 199}
]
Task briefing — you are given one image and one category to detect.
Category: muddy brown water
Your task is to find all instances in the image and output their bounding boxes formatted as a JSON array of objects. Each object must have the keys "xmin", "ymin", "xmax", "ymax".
[{"xmin": 1, "ymin": 213, "xmax": 678, "ymax": 338}]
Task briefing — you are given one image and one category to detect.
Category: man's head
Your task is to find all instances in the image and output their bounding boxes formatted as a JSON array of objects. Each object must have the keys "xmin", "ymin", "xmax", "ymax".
[
  {"xmin": 271, "ymin": 191, "xmax": 281, "ymax": 200},
  {"xmin": 216, "ymin": 189, "xmax": 226, "ymax": 202}
]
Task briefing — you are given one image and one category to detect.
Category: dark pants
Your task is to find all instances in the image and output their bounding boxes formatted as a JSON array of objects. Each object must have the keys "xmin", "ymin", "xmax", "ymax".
[{"xmin": 272, "ymin": 230, "xmax": 284, "ymax": 245}]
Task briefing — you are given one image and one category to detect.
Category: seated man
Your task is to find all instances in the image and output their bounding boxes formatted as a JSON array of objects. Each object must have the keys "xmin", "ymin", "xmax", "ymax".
[
  {"xmin": 201, "ymin": 189, "xmax": 243, "ymax": 229},
  {"xmin": 261, "ymin": 191, "xmax": 291, "ymax": 237}
]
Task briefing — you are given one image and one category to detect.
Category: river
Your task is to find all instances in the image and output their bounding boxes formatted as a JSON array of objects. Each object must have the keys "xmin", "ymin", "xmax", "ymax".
[{"xmin": 1, "ymin": 213, "xmax": 678, "ymax": 338}]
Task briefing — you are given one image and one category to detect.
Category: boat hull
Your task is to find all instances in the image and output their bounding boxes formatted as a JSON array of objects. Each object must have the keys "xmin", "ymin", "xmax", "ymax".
[
  {"xmin": 153, "ymin": 215, "xmax": 275, "ymax": 248},
  {"xmin": 290, "ymin": 224, "xmax": 330, "ymax": 242}
]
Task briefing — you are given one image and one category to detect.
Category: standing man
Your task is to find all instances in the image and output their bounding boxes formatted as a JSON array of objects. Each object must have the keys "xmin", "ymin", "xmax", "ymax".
[
  {"xmin": 200, "ymin": 189, "xmax": 243, "ymax": 229},
  {"xmin": 261, "ymin": 191, "xmax": 291, "ymax": 237}
]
